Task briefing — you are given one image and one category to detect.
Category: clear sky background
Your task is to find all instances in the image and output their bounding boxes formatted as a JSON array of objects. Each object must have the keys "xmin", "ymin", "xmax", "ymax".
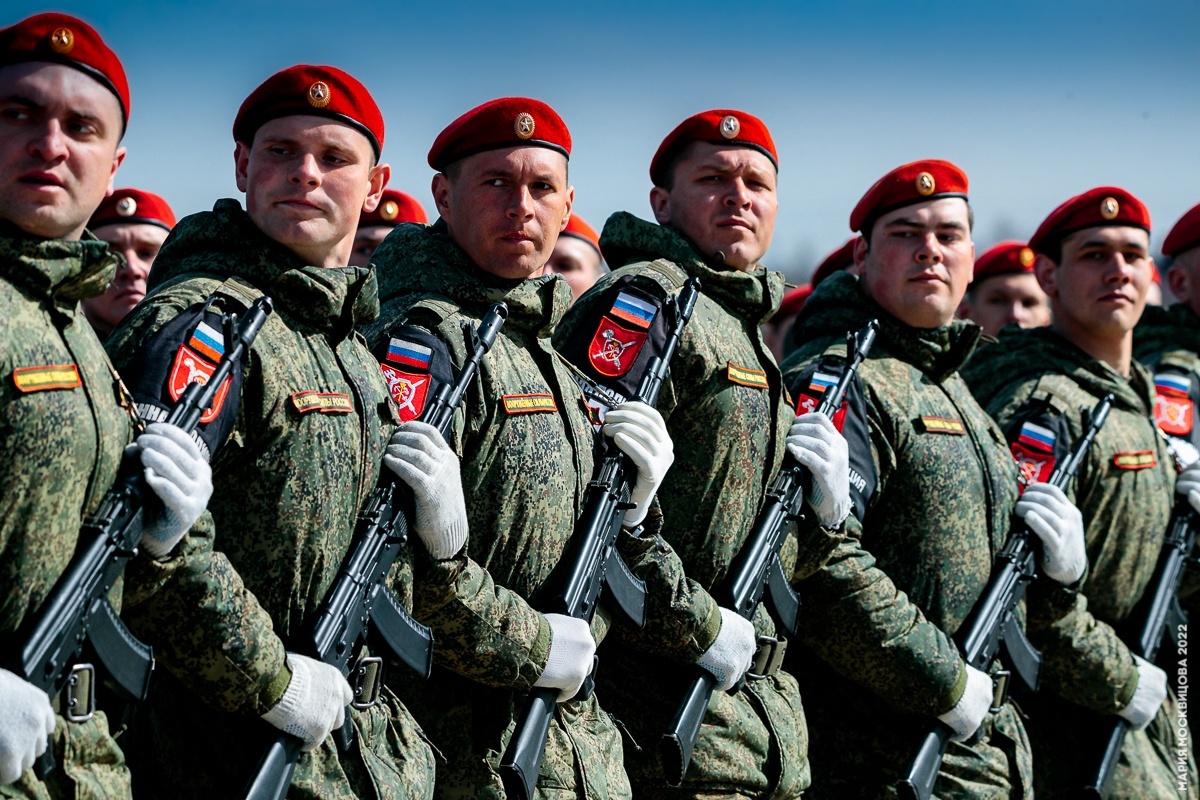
[{"xmin": 9, "ymin": 0, "xmax": 1200, "ymax": 282}]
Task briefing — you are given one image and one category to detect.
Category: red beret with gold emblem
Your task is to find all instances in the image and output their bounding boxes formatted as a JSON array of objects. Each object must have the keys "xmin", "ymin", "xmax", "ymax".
[
  {"xmin": 89, "ymin": 188, "xmax": 176, "ymax": 232},
  {"xmin": 428, "ymin": 97, "xmax": 570, "ymax": 172},
  {"xmin": 1028, "ymin": 186, "xmax": 1150, "ymax": 258},
  {"xmin": 359, "ymin": 189, "xmax": 428, "ymax": 227},
  {"xmin": 0, "ymin": 12, "xmax": 130, "ymax": 125},
  {"xmin": 233, "ymin": 65, "xmax": 385, "ymax": 159},
  {"xmin": 650, "ymin": 109, "xmax": 778, "ymax": 187},
  {"xmin": 970, "ymin": 241, "xmax": 1036, "ymax": 283},
  {"xmin": 850, "ymin": 159, "xmax": 969, "ymax": 234},
  {"xmin": 811, "ymin": 237, "xmax": 858, "ymax": 287},
  {"xmin": 1162, "ymin": 202, "xmax": 1200, "ymax": 258},
  {"xmin": 561, "ymin": 214, "xmax": 601, "ymax": 255}
]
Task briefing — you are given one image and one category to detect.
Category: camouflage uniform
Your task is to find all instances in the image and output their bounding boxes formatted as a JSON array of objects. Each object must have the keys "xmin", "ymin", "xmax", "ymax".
[
  {"xmin": 366, "ymin": 220, "xmax": 717, "ymax": 800},
  {"xmin": 966, "ymin": 323, "xmax": 1198, "ymax": 799},
  {"xmin": 0, "ymin": 226, "xmax": 133, "ymax": 799},
  {"xmin": 553, "ymin": 213, "xmax": 821, "ymax": 799},
  {"xmin": 780, "ymin": 271, "xmax": 1032, "ymax": 800},
  {"xmin": 105, "ymin": 200, "xmax": 434, "ymax": 800}
]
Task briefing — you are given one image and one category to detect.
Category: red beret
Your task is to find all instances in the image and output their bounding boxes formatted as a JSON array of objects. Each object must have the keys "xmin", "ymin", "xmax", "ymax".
[
  {"xmin": 850, "ymin": 159, "xmax": 968, "ymax": 234},
  {"xmin": 811, "ymin": 238, "xmax": 858, "ymax": 287},
  {"xmin": 1162, "ymin": 202, "xmax": 1200, "ymax": 258},
  {"xmin": 561, "ymin": 214, "xmax": 601, "ymax": 254},
  {"xmin": 1151, "ymin": 261, "xmax": 1162, "ymax": 284},
  {"xmin": 359, "ymin": 189, "xmax": 428, "ymax": 227},
  {"xmin": 971, "ymin": 241, "xmax": 1035, "ymax": 283},
  {"xmin": 775, "ymin": 285, "xmax": 812, "ymax": 320},
  {"xmin": 89, "ymin": 188, "xmax": 175, "ymax": 232},
  {"xmin": 650, "ymin": 109, "xmax": 777, "ymax": 187},
  {"xmin": 1028, "ymin": 186, "xmax": 1150, "ymax": 258},
  {"xmin": 0, "ymin": 13, "xmax": 129, "ymax": 125},
  {"xmin": 234, "ymin": 65, "xmax": 384, "ymax": 159},
  {"xmin": 428, "ymin": 97, "xmax": 570, "ymax": 172}
]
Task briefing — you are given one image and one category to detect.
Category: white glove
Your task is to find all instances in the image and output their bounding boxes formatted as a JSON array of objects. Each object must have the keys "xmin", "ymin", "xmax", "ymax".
[
  {"xmin": 1169, "ymin": 437, "xmax": 1200, "ymax": 471},
  {"xmin": 603, "ymin": 401, "xmax": 674, "ymax": 527},
  {"xmin": 1014, "ymin": 482, "xmax": 1087, "ymax": 585},
  {"xmin": 696, "ymin": 608, "xmax": 757, "ymax": 692},
  {"xmin": 0, "ymin": 668, "xmax": 56, "ymax": 785},
  {"xmin": 937, "ymin": 664, "xmax": 993, "ymax": 742},
  {"xmin": 1117, "ymin": 654, "xmax": 1168, "ymax": 731},
  {"xmin": 383, "ymin": 421, "xmax": 468, "ymax": 560},
  {"xmin": 533, "ymin": 614, "xmax": 597, "ymax": 702},
  {"xmin": 261, "ymin": 654, "xmax": 353, "ymax": 752},
  {"xmin": 1176, "ymin": 463, "xmax": 1200, "ymax": 515},
  {"xmin": 138, "ymin": 422, "xmax": 213, "ymax": 559},
  {"xmin": 787, "ymin": 413, "xmax": 851, "ymax": 528}
]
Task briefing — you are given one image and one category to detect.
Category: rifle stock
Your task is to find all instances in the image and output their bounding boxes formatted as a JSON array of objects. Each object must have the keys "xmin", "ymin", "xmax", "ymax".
[
  {"xmin": 899, "ymin": 393, "xmax": 1114, "ymax": 800},
  {"xmin": 498, "ymin": 278, "xmax": 701, "ymax": 800},
  {"xmin": 660, "ymin": 319, "xmax": 879, "ymax": 786}
]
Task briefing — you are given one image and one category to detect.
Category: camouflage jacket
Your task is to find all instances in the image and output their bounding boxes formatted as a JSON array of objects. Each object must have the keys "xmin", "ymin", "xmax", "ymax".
[
  {"xmin": 106, "ymin": 200, "xmax": 432, "ymax": 800},
  {"xmin": 963, "ymin": 325, "xmax": 1173, "ymax": 714},
  {"xmin": 552, "ymin": 213, "xmax": 816, "ymax": 797},
  {"xmin": 0, "ymin": 225, "xmax": 133, "ymax": 799},
  {"xmin": 781, "ymin": 272, "xmax": 1030, "ymax": 795},
  {"xmin": 1135, "ymin": 302, "xmax": 1200, "ymax": 458}
]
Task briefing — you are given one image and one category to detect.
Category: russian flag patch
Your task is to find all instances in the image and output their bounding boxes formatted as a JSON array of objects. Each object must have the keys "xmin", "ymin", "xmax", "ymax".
[
  {"xmin": 609, "ymin": 291, "xmax": 657, "ymax": 330},
  {"xmin": 807, "ymin": 372, "xmax": 838, "ymax": 394},
  {"xmin": 386, "ymin": 338, "xmax": 433, "ymax": 371},
  {"xmin": 1156, "ymin": 373, "xmax": 1191, "ymax": 398},
  {"xmin": 1017, "ymin": 421, "xmax": 1056, "ymax": 453},
  {"xmin": 188, "ymin": 321, "xmax": 225, "ymax": 362}
]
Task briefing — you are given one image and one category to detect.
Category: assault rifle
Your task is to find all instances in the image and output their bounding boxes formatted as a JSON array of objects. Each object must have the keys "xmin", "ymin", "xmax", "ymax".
[
  {"xmin": 899, "ymin": 393, "xmax": 1114, "ymax": 800},
  {"xmin": 7, "ymin": 295, "xmax": 273, "ymax": 777},
  {"xmin": 244, "ymin": 302, "xmax": 508, "ymax": 800},
  {"xmin": 1084, "ymin": 454, "xmax": 1196, "ymax": 798},
  {"xmin": 498, "ymin": 278, "xmax": 701, "ymax": 800},
  {"xmin": 659, "ymin": 318, "xmax": 879, "ymax": 786}
]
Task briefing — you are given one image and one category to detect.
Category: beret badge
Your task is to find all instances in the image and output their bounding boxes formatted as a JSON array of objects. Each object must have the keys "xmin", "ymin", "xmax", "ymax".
[
  {"xmin": 307, "ymin": 81, "xmax": 331, "ymax": 109},
  {"xmin": 115, "ymin": 196, "xmax": 137, "ymax": 217},
  {"xmin": 1019, "ymin": 247, "xmax": 1035, "ymax": 267},
  {"xmin": 514, "ymin": 112, "xmax": 535, "ymax": 140},
  {"xmin": 381, "ymin": 200, "xmax": 399, "ymax": 221},
  {"xmin": 1101, "ymin": 197, "xmax": 1119, "ymax": 220},
  {"xmin": 720, "ymin": 115, "xmax": 740, "ymax": 139},
  {"xmin": 915, "ymin": 172, "xmax": 936, "ymax": 196},
  {"xmin": 48, "ymin": 27, "xmax": 73, "ymax": 54}
]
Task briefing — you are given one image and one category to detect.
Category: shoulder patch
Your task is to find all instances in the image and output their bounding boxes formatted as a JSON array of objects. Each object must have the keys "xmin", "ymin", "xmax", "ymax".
[
  {"xmin": 372, "ymin": 322, "xmax": 453, "ymax": 424},
  {"xmin": 1154, "ymin": 370, "xmax": 1195, "ymax": 437},
  {"xmin": 588, "ymin": 316, "xmax": 648, "ymax": 378},
  {"xmin": 1003, "ymin": 401, "xmax": 1073, "ymax": 494},
  {"xmin": 1113, "ymin": 450, "xmax": 1157, "ymax": 470},
  {"xmin": 502, "ymin": 393, "xmax": 558, "ymax": 414},
  {"xmin": 12, "ymin": 364, "xmax": 81, "ymax": 393},
  {"xmin": 727, "ymin": 361, "xmax": 769, "ymax": 390}
]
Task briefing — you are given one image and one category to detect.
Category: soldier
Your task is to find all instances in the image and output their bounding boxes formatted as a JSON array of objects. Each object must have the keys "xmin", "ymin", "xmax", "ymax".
[
  {"xmin": 348, "ymin": 187, "xmax": 427, "ymax": 268},
  {"xmin": 956, "ymin": 240, "xmax": 1050, "ymax": 337},
  {"xmin": 105, "ymin": 65, "xmax": 435, "ymax": 798},
  {"xmin": 963, "ymin": 186, "xmax": 1198, "ymax": 798},
  {"xmin": 781, "ymin": 160, "xmax": 1084, "ymax": 798},
  {"xmin": 366, "ymin": 97, "xmax": 749, "ymax": 799},
  {"xmin": 556, "ymin": 109, "xmax": 849, "ymax": 799},
  {"xmin": 0, "ymin": 13, "xmax": 210, "ymax": 797},
  {"xmin": 81, "ymin": 187, "xmax": 175, "ymax": 339},
  {"xmin": 544, "ymin": 213, "xmax": 605, "ymax": 304}
]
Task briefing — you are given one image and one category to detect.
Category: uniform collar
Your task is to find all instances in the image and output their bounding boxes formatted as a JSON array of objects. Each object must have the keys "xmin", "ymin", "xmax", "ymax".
[{"xmin": 0, "ymin": 220, "xmax": 119, "ymax": 303}]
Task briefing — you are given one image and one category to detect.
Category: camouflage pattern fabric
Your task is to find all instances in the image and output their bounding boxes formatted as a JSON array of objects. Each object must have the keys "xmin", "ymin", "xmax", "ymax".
[
  {"xmin": 780, "ymin": 271, "xmax": 1031, "ymax": 799},
  {"xmin": 0, "ymin": 225, "xmax": 133, "ymax": 799},
  {"xmin": 366, "ymin": 220, "xmax": 718, "ymax": 800},
  {"xmin": 553, "ymin": 213, "xmax": 821, "ymax": 799},
  {"xmin": 105, "ymin": 200, "xmax": 434, "ymax": 800},
  {"xmin": 966, "ymin": 323, "xmax": 1198, "ymax": 799}
]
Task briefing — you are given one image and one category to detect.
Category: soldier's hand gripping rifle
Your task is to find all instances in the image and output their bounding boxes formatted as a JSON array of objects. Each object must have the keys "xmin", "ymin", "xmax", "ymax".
[
  {"xmin": 6, "ymin": 296, "xmax": 273, "ymax": 778},
  {"xmin": 1083, "ymin": 446, "xmax": 1196, "ymax": 799},
  {"xmin": 498, "ymin": 278, "xmax": 701, "ymax": 800},
  {"xmin": 658, "ymin": 318, "xmax": 879, "ymax": 787},
  {"xmin": 243, "ymin": 302, "xmax": 507, "ymax": 800},
  {"xmin": 899, "ymin": 393, "xmax": 1114, "ymax": 800}
]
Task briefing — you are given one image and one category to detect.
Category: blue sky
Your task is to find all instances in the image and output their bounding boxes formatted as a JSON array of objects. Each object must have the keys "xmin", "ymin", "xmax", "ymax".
[{"xmin": 10, "ymin": 1, "xmax": 1200, "ymax": 280}]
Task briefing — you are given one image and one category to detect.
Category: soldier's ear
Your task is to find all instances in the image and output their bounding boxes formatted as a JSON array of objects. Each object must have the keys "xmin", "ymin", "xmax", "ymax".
[
  {"xmin": 650, "ymin": 186, "xmax": 671, "ymax": 225},
  {"xmin": 362, "ymin": 163, "xmax": 391, "ymax": 214},
  {"xmin": 1034, "ymin": 254, "xmax": 1059, "ymax": 299},
  {"xmin": 851, "ymin": 234, "xmax": 869, "ymax": 276},
  {"xmin": 431, "ymin": 173, "xmax": 452, "ymax": 218},
  {"xmin": 234, "ymin": 142, "xmax": 251, "ymax": 194}
]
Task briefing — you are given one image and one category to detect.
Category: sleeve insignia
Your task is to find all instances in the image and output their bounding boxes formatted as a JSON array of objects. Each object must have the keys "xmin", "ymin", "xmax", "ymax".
[
  {"xmin": 1009, "ymin": 420, "xmax": 1059, "ymax": 492},
  {"xmin": 12, "ymin": 364, "xmax": 81, "ymax": 393},
  {"xmin": 1154, "ymin": 372, "xmax": 1195, "ymax": 436},
  {"xmin": 380, "ymin": 365, "xmax": 429, "ymax": 422},
  {"xmin": 588, "ymin": 316, "xmax": 648, "ymax": 377},
  {"xmin": 168, "ymin": 343, "xmax": 230, "ymax": 424},
  {"xmin": 1113, "ymin": 450, "xmax": 1157, "ymax": 470},
  {"xmin": 609, "ymin": 291, "xmax": 657, "ymax": 329}
]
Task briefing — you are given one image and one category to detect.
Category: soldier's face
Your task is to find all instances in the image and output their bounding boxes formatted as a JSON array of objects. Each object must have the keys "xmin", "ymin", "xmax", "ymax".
[
  {"xmin": 650, "ymin": 143, "xmax": 778, "ymax": 271},
  {"xmin": 1167, "ymin": 249, "xmax": 1200, "ymax": 318},
  {"xmin": 235, "ymin": 115, "xmax": 389, "ymax": 268},
  {"xmin": 0, "ymin": 63, "xmax": 125, "ymax": 240},
  {"xmin": 544, "ymin": 235, "xmax": 603, "ymax": 303},
  {"xmin": 348, "ymin": 224, "xmax": 392, "ymax": 268},
  {"xmin": 1037, "ymin": 225, "xmax": 1152, "ymax": 340},
  {"xmin": 856, "ymin": 198, "xmax": 975, "ymax": 329},
  {"xmin": 82, "ymin": 221, "xmax": 168, "ymax": 335},
  {"xmin": 958, "ymin": 273, "xmax": 1051, "ymax": 337},
  {"xmin": 433, "ymin": 146, "xmax": 573, "ymax": 281}
]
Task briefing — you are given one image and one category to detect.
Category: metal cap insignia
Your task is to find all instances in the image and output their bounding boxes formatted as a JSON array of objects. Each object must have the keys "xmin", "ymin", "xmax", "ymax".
[
  {"xmin": 381, "ymin": 200, "xmax": 399, "ymax": 221},
  {"xmin": 720, "ymin": 115, "xmax": 740, "ymax": 139},
  {"xmin": 307, "ymin": 81, "xmax": 331, "ymax": 109},
  {"xmin": 1101, "ymin": 197, "xmax": 1119, "ymax": 220},
  {"xmin": 49, "ymin": 27, "xmax": 74, "ymax": 54},
  {"xmin": 514, "ymin": 112, "xmax": 535, "ymax": 139},
  {"xmin": 916, "ymin": 172, "xmax": 936, "ymax": 196},
  {"xmin": 116, "ymin": 196, "xmax": 137, "ymax": 217},
  {"xmin": 1019, "ymin": 247, "xmax": 1035, "ymax": 267}
]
